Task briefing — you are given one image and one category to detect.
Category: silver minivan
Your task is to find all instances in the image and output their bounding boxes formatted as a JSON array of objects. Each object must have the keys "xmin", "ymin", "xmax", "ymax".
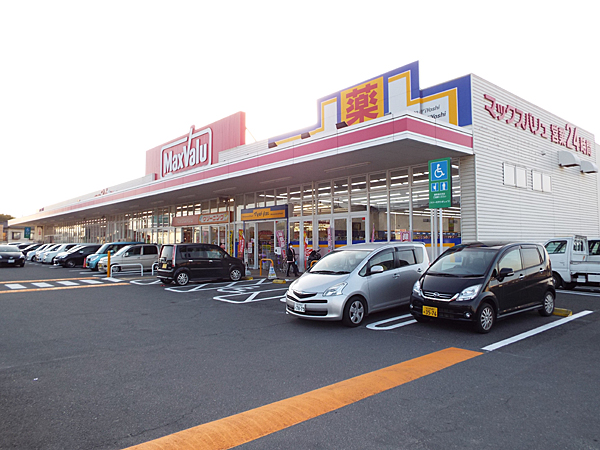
[{"xmin": 285, "ymin": 242, "xmax": 429, "ymax": 327}]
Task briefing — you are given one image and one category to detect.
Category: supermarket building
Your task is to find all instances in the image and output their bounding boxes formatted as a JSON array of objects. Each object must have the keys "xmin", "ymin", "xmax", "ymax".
[{"xmin": 9, "ymin": 61, "xmax": 600, "ymax": 269}]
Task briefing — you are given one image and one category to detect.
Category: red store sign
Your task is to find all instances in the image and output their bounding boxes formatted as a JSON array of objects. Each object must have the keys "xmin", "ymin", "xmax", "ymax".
[{"xmin": 483, "ymin": 94, "xmax": 592, "ymax": 156}]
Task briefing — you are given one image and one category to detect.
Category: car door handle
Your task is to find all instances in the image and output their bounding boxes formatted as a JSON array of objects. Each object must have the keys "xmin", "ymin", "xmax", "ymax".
[
  {"xmin": 393, "ymin": 274, "xmax": 400, "ymax": 279},
  {"xmin": 189, "ymin": 260, "xmax": 194, "ymax": 262}
]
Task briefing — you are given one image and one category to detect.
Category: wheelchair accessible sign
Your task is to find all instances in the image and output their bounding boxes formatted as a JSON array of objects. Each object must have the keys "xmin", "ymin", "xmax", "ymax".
[{"xmin": 429, "ymin": 158, "xmax": 451, "ymax": 208}]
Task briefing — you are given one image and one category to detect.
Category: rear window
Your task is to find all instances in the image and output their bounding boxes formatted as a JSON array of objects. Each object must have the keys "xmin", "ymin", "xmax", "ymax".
[
  {"xmin": 160, "ymin": 245, "xmax": 174, "ymax": 260},
  {"xmin": 396, "ymin": 248, "xmax": 417, "ymax": 267},
  {"xmin": 143, "ymin": 245, "xmax": 158, "ymax": 255},
  {"xmin": 521, "ymin": 246, "xmax": 543, "ymax": 268}
]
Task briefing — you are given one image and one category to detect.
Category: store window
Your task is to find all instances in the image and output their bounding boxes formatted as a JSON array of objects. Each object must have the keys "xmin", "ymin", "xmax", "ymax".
[
  {"xmin": 302, "ymin": 185, "xmax": 314, "ymax": 216},
  {"xmin": 333, "ymin": 179, "xmax": 348, "ymax": 214},
  {"xmin": 317, "ymin": 182, "xmax": 332, "ymax": 215},
  {"xmin": 350, "ymin": 176, "xmax": 367, "ymax": 212},
  {"xmin": 275, "ymin": 188, "xmax": 288, "ymax": 206},
  {"xmin": 290, "ymin": 186, "xmax": 302, "ymax": 217}
]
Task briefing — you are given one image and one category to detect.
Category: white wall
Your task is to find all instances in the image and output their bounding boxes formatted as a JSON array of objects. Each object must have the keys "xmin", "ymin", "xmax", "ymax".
[{"xmin": 470, "ymin": 75, "xmax": 599, "ymax": 242}]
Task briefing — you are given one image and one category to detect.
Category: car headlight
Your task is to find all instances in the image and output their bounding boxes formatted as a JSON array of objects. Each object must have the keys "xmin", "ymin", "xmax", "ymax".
[
  {"xmin": 323, "ymin": 282, "xmax": 346, "ymax": 297},
  {"xmin": 412, "ymin": 279, "xmax": 421, "ymax": 295},
  {"xmin": 456, "ymin": 284, "xmax": 482, "ymax": 301}
]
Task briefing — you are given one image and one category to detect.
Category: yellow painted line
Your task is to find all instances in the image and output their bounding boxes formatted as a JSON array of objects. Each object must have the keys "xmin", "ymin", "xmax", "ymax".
[
  {"xmin": 124, "ymin": 347, "xmax": 481, "ymax": 450},
  {"xmin": 0, "ymin": 283, "xmax": 129, "ymax": 294},
  {"xmin": 2, "ymin": 277, "xmax": 100, "ymax": 284}
]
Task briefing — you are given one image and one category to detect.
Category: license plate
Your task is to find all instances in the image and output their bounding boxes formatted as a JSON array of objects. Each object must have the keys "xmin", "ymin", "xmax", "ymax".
[
  {"xmin": 294, "ymin": 302, "xmax": 306, "ymax": 313},
  {"xmin": 423, "ymin": 305, "xmax": 438, "ymax": 317},
  {"xmin": 8, "ymin": 260, "xmax": 14, "ymax": 263},
  {"xmin": 161, "ymin": 263, "xmax": 168, "ymax": 269}
]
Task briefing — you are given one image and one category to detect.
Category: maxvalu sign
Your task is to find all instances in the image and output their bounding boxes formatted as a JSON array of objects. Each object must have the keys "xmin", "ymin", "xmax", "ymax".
[{"xmin": 161, "ymin": 127, "xmax": 212, "ymax": 177}]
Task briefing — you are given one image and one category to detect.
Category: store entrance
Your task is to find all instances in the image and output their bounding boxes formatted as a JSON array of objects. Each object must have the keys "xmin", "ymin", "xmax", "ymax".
[{"xmin": 243, "ymin": 220, "xmax": 287, "ymax": 270}]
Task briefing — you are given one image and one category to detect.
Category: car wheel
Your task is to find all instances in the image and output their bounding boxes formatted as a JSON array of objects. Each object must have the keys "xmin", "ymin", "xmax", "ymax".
[
  {"xmin": 539, "ymin": 291, "xmax": 555, "ymax": 316},
  {"xmin": 474, "ymin": 302, "xmax": 495, "ymax": 333},
  {"xmin": 174, "ymin": 270, "xmax": 190, "ymax": 286},
  {"xmin": 229, "ymin": 267, "xmax": 243, "ymax": 281},
  {"xmin": 552, "ymin": 272, "xmax": 563, "ymax": 289},
  {"xmin": 342, "ymin": 297, "xmax": 366, "ymax": 327},
  {"xmin": 563, "ymin": 282, "xmax": 576, "ymax": 290},
  {"xmin": 111, "ymin": 265, "xmax": 121, "ymax": 273},
  {"xmin": 66, "ymin": 260, "xmax": 76, "ymax": 268},
  {"xmin": 19, "ymin": 263, "xmax": 25, "ymax": 267}
]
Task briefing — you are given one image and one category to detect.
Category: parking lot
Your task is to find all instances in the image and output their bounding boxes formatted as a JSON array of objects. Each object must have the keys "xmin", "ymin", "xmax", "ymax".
[{"xmin": 1, "ymin": 263, "xmax": 599, "ymax": 449}]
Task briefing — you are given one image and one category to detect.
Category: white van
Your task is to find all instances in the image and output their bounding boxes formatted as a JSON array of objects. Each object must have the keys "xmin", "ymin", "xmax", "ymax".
[{"xmin": 97, "ymin": 244, "xmax": 160, "ymax": 273}]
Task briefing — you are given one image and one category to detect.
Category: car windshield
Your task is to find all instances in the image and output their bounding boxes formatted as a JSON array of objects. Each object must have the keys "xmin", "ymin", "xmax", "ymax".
[
  {"xmin": 0, "ymin": 245, "xmax": 19, "ymax": 252},
  {"xmin": 427, "ymin": 247, "xmax": 497, "ymax": 277},
  {"xmin": 308, "ymin": 249, "xmax": 370, "ymax": 274},
  {"xmin": 67, "ymin": 245, "xmax": 84, "ymax": 253}
]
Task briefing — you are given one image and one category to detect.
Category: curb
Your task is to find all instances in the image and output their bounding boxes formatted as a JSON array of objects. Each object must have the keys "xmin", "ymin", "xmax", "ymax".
[{"xmin": 553, "ymin": 308, "xmax": 573, "ymax": 317}]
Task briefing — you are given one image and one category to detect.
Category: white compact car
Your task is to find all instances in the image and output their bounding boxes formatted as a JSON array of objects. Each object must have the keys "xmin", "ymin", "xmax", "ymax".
[
  {"xmin": 41, "ymin": 243, "xmax": 79, "ymax": 264},
  {"xmin": 285, "ymin": 242, "xmax": 430, "ymax": 327}
]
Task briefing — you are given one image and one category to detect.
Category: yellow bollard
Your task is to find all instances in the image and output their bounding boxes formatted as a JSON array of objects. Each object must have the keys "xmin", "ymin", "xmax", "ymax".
[{"xmin": 107, "ymin": 251, "xmax": 111, "ymax": 278}]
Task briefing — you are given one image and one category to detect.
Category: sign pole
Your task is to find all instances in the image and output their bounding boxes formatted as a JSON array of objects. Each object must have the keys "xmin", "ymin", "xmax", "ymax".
[{"xmin": 439, "ymin": 208, "xmax": 444, "ymax": 256}]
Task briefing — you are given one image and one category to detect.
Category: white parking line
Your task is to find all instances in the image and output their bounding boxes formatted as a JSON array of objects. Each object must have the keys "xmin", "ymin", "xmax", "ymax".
[
  {"xmin": 103, "ymin": 277, "xmax": 123, "ymax": 282},
  {"xmin": 482, "ymin": 310, "xmax": 594, "ymax": 352},
  {"xmin": 4, "ymin": 284, "xmax": 26, "ymax": 290},
  {"xmin": 80, "ymin": 279, "xmax": 103, "ymax": 284},
  {"xmin": 31, "ymin": 282, "xmax": 54, "ymax": 288},
  {"xmin": 366, "ymin": 314, "xmax": 416, "ymax": 330},
  {"xmin": 56, "ymin": 281, "xmax": 79, "ymax": 286}
]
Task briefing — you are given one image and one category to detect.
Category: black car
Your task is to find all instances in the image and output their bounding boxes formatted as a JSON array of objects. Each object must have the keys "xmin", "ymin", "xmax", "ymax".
[
  {"xmin": 21, "ymin": 243, "xmax": 43, "ymax": 255},
  {"xmin": 410, "ymin": 242, "xmax": 555, "ymax": 333},
  {"xmin": 0, "ymin": 245, "xmax": 26, "ymax": 267},
  {"xmin": 156, "ymin": 243, "xmax": 244, "ymax": 285},
  {"xmin": 54, "ymin": 244, "xmax": 102, "ymax": 268}
]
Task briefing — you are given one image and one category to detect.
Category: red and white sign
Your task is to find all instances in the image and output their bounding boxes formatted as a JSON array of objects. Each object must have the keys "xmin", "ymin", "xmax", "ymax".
[
  {"xmin": 483, "ymin": 94, "xmax": 592, "ymax": 156},
  {"xmin": 161, "ymin": 127, "xmax": 213, "ymax": 177}
]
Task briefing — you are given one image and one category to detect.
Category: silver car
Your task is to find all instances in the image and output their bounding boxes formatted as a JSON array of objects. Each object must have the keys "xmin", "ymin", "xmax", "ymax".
[{"xmin": 285, "ymin": 242, "xmax": 430, "ymax": 327}]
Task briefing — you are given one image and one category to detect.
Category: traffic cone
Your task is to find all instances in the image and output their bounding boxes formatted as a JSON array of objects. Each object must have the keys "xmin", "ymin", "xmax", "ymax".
[{"xmin": 268, "ymin": 263, "xmax": 276, "ymax": 279}]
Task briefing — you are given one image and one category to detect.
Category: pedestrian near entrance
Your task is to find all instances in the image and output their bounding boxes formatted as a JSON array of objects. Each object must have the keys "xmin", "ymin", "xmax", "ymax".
[{"xmin": 286, "ymin": 243, "xmax": 300, "ymax": 277}]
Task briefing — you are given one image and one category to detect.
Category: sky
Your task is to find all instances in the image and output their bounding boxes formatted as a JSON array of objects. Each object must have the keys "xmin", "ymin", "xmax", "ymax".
[{"xmin": 1, "ymin": 0, "xmax": 598, "ymax": 219}]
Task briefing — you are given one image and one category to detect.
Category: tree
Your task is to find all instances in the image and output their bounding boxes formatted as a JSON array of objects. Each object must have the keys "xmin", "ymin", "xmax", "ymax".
[{"xmin": 0, "ymin": 214, "xmax": 15, "ymax": 222}]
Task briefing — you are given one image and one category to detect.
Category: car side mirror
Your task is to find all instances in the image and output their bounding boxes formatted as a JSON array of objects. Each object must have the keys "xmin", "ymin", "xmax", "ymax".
[
  {"xmin": 496, "ymin": 267, "xmax": 514, "ymax": 281},
  {"xmin": 123, "ymin": 253, "xmax": 129, "ymax": 258},
  {"xmin": 370, "ymin": 265, "xmax": 384, "ymax": 274}
]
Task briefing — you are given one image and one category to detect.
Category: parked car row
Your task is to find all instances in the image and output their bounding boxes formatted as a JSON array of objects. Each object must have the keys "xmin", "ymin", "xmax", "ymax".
[
  {"xmin": 13, "ymin": 238, "xmax": 558, "ymax": 334},
  {"xmin": 285, "ymin": 241, "xmax": 556, "ymax": 334}
]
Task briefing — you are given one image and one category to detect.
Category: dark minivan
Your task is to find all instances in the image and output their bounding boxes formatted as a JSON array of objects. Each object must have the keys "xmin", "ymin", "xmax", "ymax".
[
  {"xmin": 410, "ymin": 242, "xmax": 555, "ymax": 333},
  {"xmin": 157, "ymin": 243, "xmax": 245, "ymax": 285}
]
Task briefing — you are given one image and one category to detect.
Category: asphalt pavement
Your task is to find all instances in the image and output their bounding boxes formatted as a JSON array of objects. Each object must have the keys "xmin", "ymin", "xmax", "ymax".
[{"xmin": 0, "ymin": 263, "xmax": 599, "ymax": 449}]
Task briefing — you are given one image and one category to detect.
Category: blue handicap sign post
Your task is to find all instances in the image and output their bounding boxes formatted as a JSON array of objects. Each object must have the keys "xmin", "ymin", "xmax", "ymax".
[{"xmin": 429, "ymin": 158, "xmax": 451, "ymax": 208}]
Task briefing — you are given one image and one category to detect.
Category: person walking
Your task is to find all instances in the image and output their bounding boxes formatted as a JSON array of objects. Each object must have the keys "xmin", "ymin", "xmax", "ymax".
[{"xmin": 286, "ymin": 243, "xmax": 300, "ymax": 277}]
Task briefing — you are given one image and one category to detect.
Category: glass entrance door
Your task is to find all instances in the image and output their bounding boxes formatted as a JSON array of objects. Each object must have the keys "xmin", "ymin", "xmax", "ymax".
[
  {"xmin": 257, "ymin": 222, "xmax": 275, "ymax": 269},
  {"xmin": 245, "ymin": 224, "xmax": 255, "ymax": 268}
]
